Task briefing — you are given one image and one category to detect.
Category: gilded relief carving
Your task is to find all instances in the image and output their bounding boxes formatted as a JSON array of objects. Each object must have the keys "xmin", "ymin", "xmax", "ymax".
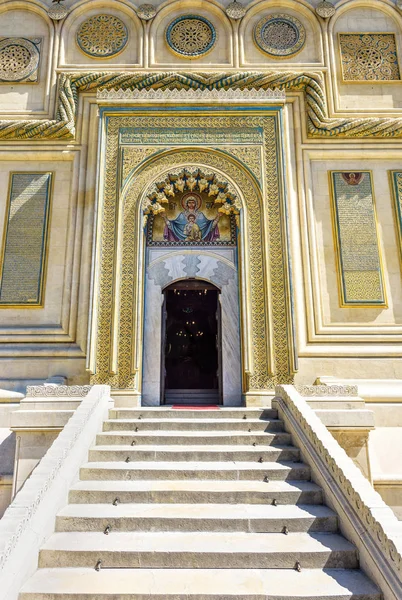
[
  {"xmin": 339, "ymin": 33, "xmax": 401, "ymax": 82},
  {"xmin": 222, "ymin": 146, "xmax": 262, "ymax": 183},
  {"xmin": 254, "ymin": 14, "xmax": 305, "ymax": 58},
  {"xmin": 0, "ymin": 38, "xmax": 41, "ymax": 83},
  {"xmin": 90, "ymin": 112, "xmax": 295, "ymax": 391},
  {"xmin": 165, "ymin": 15, "xmax": 216, "ymax": 58},
  {"xmin": 76, "ymin": 15, "xmax": 128, "ymax": 58}
]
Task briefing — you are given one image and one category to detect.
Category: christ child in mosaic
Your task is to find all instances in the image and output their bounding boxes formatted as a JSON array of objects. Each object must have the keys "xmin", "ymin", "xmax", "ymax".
[{"xmin": 184, "ymin": 214, "xmax": 202, "ymax": 242}]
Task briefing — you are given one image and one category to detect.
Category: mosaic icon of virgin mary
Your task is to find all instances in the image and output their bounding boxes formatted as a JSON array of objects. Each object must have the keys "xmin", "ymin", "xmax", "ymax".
[{"xmin": 162, "ymin": 192, "xmax": 221, "ymax": 242}]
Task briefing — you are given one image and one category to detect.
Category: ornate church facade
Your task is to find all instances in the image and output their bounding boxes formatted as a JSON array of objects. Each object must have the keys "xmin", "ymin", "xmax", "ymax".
[{"xmin": 1, "ymin": 2, "xmax": 402, "ymax": 598}]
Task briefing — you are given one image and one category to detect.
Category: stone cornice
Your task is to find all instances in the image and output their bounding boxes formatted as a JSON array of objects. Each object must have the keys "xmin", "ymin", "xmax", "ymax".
[{"xmin": 1, "ymin": 71, "xmax": 402, "ymax": 139}]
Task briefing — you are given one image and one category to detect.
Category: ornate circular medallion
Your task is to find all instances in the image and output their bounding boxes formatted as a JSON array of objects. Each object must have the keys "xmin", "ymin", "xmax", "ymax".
[
  {"xmin": 226, "ymin": 1, "xmax": 246, "ymax": 20},
  {"xmin": 315, "ymin": 1, "xmax": 336, "ymax": 18},
  {"xmin": 166, "ymin": 15, "xmax": 216, "ymax": 58},
  {"xmin": 76, "ymin": 14, "xmax": 128, "ymax": 58},
  {"xmin": 254, "ymin": 14, "xmax": 305, "ymax": 58},
  {"xmin": 0, "ymin": 38, "xmax": 40, "ymax": 82},
  {"xmin": 47, "ymin": 4, "xmax": 68, "ymax": 21},
  {"xmin": 137, "ymin": 4, "xmax": 156, "ymax": 21}
]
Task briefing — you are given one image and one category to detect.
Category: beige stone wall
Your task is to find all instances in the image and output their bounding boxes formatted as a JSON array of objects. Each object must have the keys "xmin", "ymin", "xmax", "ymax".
[{"xmin": 0, "ymin": 0, "xmax": 402, "ymax": 387}]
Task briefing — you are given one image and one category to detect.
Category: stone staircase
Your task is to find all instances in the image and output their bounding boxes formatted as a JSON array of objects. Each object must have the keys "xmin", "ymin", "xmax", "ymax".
[{"xmin": 19, "ymin": 407, "xmax": 381, "ymax": 599}]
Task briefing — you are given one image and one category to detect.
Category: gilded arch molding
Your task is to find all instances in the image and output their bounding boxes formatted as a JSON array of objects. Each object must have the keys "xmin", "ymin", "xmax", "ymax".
[
  {"xmin": 3, "ymin": 70, "xmax": 402, "ymax": 139},
  {"xmin": 89, "ymin": 112, "xmax": 296, "ymax": 394}
]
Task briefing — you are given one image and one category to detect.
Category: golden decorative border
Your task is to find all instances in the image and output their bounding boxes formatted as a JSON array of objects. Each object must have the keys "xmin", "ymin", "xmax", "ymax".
[
  {"xmin": 389, "ymin": 170, "xmax": 402, "ymax": 276},
  {"xmin": 328, "ymin": 170, "xmax": 387, "ymax": 308},
  {"xmin": 90, "ymin": 109, "xmax": 295, "ymax": 392},
  {"xmin": 0, "ymin": 171, "xmax": 53, "ymax": 308}
]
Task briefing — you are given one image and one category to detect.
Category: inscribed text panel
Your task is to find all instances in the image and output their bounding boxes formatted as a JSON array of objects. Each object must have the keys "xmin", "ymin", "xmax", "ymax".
[
  {"xmin": 0, "ymin": 172, "xmax": 52, "ymax": 306},
  {"xmin": 329, "ymin": 171, "xmax": 386, "ymax": 306}
]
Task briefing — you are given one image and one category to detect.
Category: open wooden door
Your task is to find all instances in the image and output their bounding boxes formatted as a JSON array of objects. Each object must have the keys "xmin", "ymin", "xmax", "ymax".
[{"xmin": 160, "ymin": 294, "xmax": 167, "ymax": 405}]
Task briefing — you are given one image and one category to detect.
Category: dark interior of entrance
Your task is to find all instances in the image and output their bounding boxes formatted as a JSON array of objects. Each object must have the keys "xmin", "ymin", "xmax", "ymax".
[{"xmin": 162, "ymin": 280, "xmax": 221, "ymax": 405}]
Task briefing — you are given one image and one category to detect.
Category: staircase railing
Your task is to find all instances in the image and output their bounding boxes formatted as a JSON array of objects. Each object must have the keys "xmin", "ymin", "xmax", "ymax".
[
  {"xmin": 275, "ymin": 384, "xmax": 402, "ymax": 600},
  {"xmin": 0, "ymin": 384, "xmax": 111, "ymax": 600}
]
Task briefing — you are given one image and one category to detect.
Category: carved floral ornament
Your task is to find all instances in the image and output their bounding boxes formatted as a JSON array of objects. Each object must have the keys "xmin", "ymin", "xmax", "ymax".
[
  {"xmin": 76, "ymin": 15, "xmax": 128, "ymax": 58},
  {"xmin": 0, "ymin": 38, "xmax": 41, "ymax": 83},
  {"xmin": 165, "ymin": 15, "xmax": 217, "ymax": 58},
  {"xmin": 254, "ymin": 14, "xmax": 306, "ymax": 58},
  {"xmin": 143, "ymin": 168, "xmax": 241, "ymax": 226}
]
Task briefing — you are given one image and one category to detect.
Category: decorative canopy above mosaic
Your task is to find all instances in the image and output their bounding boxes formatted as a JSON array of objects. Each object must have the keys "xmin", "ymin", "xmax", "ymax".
[
  {"xmin": 144, "ymin": 169, "xmax": 240, "ymax": 247},
  {"xmin": 165, "ymin": 15, "xmax": 216, "ymax": 58},
  {"xmin": 254, "ymin": 14, "xmax": 305, "ymax": 58},
  {"xmin": 0, "ymin": 37, "xmax": 41, "ymax": 83},
  {"xmin": 76, "ymin": 14, "xmax": 128, "ymax": 58}
]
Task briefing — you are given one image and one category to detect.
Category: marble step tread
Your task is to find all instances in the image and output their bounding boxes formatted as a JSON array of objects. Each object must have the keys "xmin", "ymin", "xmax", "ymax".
[
  {"xmin": 109, "ymin": 408, "xmax": 278, "ymax": 420},
  {"xmin": 69, "ymin": 479, "xmax": 323, "ymax": 505},
  {"xmin": 79, "ymin": 460, "xmax": 310, "ymax": 481},
  {"xmin": 19, "ymin": 567, "xmax": 382, "ymax": 600},
  {"xmin": 96, "ymin": 431, "xmax": 292, "ymax": 445},
  {"xmin": 103, "ymin": 418, "xmax": 284, "ymax": 431},
  {"xmin": 38, "ymin": 531, "xmax": 358, "ymax": 569},
  {"xmin": 56, "ymin": 503, "xmax": 338, "ymax": 533},
  {"xmin": 88, "ymin": 444, "xmax": 300, "ymax": 462}
]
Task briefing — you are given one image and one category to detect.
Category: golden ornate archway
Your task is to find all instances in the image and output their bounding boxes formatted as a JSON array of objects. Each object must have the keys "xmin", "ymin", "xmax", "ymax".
[{"xmin": 89, "ymin": 108, "xmax": 296, "ymax": 403}]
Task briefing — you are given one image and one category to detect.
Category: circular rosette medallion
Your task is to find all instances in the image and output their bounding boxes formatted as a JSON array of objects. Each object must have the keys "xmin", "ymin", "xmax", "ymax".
[
  {"xmin": 76, "ymin": 14, "xmax": 128, "ymax": 58},
  {"xmin": 166, "ymin": 15, "xmax": 216, "ymax": 58},
  {"xmin": 0, "ymin": 38, "xmax": 40, "ymax": 82},
  {"xmin": 254, "ymin": 14, "xmax": 305, "ymax": 58}
]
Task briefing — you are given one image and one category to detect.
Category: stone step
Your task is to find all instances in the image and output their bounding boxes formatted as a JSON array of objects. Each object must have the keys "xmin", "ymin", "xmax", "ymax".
[
  {"xmin": 88, "ymin": 444, "xmax": 300, "ymax": 463},
  {"xmin": 109, "ymin": 408, "xmax": 278, "ymax": 420},
  {"xmin": 38, "ymin": 531, "xmax": 358, "ymax": 569},
  {"xmin": 55, "ymin": 503, "xmax": 338, "ymax": 533},
  {"xmin": 102, "ymin": 418, "xmax": 285, "ymax": 432},
  {"xmin": 69, "ymin": 479, "xmax": 323, "ymax": 505},
  {"xmin": 19, "ymin": 567, "xmax": 382, "ymax": 600},
  {"xmin": 79, "ymin": 461, "xmax": 310, "ymax": 481},
  {"xmin": 96, "ymin": 430, "xmax": 293, "ymax": 446}
]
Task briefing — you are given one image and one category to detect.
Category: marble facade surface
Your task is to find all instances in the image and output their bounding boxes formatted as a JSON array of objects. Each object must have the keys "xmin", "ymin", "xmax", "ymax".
[{"xmin": 0, "ymin": 0, "xmax": 402, "ymax": 389}]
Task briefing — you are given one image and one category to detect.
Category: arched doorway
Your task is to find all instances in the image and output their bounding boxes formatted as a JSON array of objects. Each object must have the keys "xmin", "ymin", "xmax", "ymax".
[
  {"xmin": 162, "ymin": 280, "xmax": 222, "ymax": 405},
  {"xmin": 90, "ymin": 118, "xmax": 297, "ymax": 405}
]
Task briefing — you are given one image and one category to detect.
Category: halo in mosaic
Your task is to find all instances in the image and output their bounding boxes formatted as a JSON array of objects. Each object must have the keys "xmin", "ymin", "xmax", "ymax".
[
  {"xmin": 339, "ymin": 33, "xmax": 400, "ymax": 81},
  {"xmin": 166, "ymin": 15, "xmax": 216, "ymax": 58},
  {"xmin": 76, "ymin": 14, "xmax": 128, "ymax": 58},
  {"xmin": 0, "ymin": 38, "xmax": 41, "ymax": 83},
  {"xmin": 254, "ymin": 14, "xmax": 305, "ymax": 58}
]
